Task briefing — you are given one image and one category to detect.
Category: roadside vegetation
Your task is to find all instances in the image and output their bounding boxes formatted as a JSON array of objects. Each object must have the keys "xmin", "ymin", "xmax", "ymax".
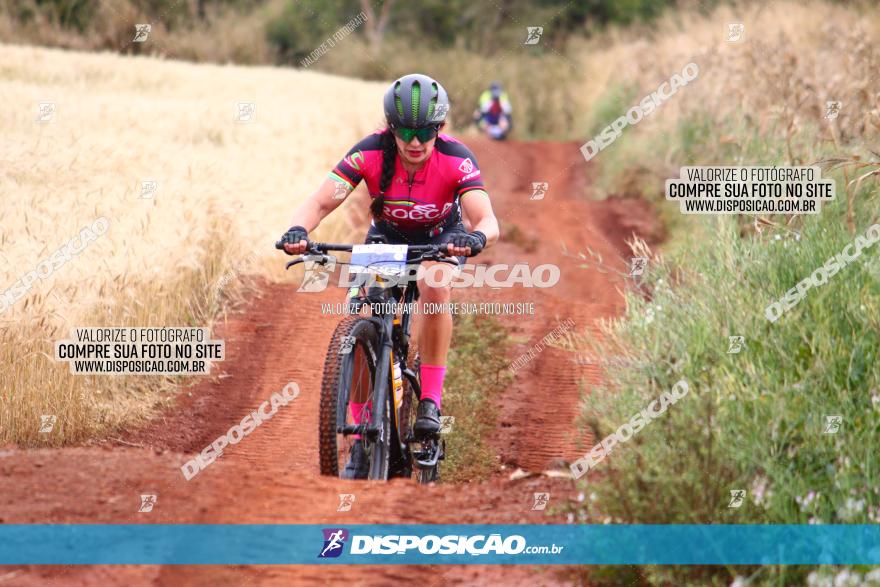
[
  {"xmin": 441, "ymin": 314, "xmax": 512, "ymax": 482},
  {"xmin": 568, "ymin": 1, "xmax": 880, "ymax": 585}
]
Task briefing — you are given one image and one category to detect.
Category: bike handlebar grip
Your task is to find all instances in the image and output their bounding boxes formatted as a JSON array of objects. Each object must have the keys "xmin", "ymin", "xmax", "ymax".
[{"xmin": 276, "ymin": 239, "xmax": 319, "ymax": 252}]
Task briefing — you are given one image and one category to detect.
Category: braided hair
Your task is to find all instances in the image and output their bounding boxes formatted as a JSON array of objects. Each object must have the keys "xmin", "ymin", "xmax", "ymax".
[{"xmin": 370, "ymin": 128, "xmax": 397, "ymax": 219}]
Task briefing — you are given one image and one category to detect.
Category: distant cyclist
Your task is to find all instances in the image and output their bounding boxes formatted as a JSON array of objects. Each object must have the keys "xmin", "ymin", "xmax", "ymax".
[
  {"xmin": 279, "ymin": 73, "xmax": 500, "ymax": 479},
  {"xmin": 473, "ymin": 81, "xmax": 512, "ymax": 140}
]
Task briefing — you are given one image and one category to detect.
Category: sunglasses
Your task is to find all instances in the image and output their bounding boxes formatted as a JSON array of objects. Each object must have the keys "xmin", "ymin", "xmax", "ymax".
[{"xmin": 391, "ymin": 124, "xmax": 441, "ymax": 143}]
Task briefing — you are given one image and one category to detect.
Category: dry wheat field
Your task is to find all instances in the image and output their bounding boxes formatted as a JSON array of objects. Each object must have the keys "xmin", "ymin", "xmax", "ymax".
[{"xmin": 1, "ymin": 44, "xmax": 385, "ymax": 444}]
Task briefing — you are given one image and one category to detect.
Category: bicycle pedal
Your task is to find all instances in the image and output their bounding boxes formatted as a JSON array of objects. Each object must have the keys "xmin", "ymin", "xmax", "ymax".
[{"xmin": 411, "ymin": 440, "xmax": 442, "ymax": 469}]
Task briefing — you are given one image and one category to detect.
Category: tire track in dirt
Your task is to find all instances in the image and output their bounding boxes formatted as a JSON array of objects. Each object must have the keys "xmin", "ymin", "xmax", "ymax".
[{"xmin": 0, "ymin": 138, "xmax": 659, "ymax": 586}]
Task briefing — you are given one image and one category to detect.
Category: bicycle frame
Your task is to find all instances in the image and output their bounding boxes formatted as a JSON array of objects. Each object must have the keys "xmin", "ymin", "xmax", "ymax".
[
  {"xmin": 331, "ymin": 250, "xmax": 426, "ymax": 442},
  {"xmin": 336, "ymin": 281, "xmax": 419, "ymax": 442}
]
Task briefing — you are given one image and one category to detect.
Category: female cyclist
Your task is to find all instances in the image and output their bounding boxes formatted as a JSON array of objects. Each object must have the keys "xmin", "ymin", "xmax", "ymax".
[{"xmin": 279, "ymin": 73, "xmax": 499, "ymax": 479}]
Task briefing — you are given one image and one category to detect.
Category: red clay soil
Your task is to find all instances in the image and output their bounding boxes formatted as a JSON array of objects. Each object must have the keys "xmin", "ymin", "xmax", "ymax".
[{"xmin": 0, "ymin": 138, "xmax": 659, "ymax": 586}]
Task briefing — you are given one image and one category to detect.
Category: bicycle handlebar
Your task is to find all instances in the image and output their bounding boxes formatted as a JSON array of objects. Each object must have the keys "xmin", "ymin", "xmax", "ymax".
[
  {"xmin": 274, "ymin": 240, "xmax": 461, "ymax": 269},
  {"xmin": 274, "ymin": 241, "xmax": 448, "ymax": 254}
]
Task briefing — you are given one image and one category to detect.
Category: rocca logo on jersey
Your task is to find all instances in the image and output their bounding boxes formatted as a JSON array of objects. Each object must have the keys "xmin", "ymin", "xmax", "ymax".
[
  {"xmin": 318, "ymin": 528, "xmax": 349, "ymax": 558},
  {"xmin": 384, "ymin": 201, "xmax": 453, "ymax": 221},
  {"xmin": 458, "ymin": 158, "xmax": 474, "ymax": 174}
]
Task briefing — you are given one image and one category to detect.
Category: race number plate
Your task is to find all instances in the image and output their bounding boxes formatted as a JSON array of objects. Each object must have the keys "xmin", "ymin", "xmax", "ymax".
[{"xmin": 350, "ymin": 244, "xmax": 408, "ymax": 277}]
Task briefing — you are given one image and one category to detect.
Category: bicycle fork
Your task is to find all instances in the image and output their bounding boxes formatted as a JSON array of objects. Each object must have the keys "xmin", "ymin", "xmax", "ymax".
[
  {"xmin": 335, "ymin": 316, "xmax": 392, "ymax": 442},
  {"xmin": 365, "ymin": 315, "xmax": 395, "ymax": 443}
]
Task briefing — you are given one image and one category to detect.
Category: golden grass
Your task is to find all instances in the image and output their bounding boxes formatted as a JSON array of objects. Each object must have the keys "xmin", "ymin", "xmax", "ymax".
[
  {"xmin": 568, "ymin": 0, "xmax": 880, "ymax": 170},
  {"xmin": 562, "ymin": 0, "xmax": 880, "ymax": 261},
  {"xmin": 0, "ymin": 44, "xmax": 387, "ymax": 444}
]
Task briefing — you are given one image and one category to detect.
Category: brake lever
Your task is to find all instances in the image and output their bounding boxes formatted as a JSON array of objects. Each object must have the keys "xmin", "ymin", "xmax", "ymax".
[
  {"xmin": 286, "ymin": 253, "xmax": 333, "ymax": 271},
  {"xmin": 438, "ymin": 256, "xmax": 461, "ymax": 266},
  {"xmin": 437, "ymin": 246, "xmax": 463, "ymax": 266},
  {"xmin": 413, "ymin": 250, "xmax": 461, "ymax": 267}
]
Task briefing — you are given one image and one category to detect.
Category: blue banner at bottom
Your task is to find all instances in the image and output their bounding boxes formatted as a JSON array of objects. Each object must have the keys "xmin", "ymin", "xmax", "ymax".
[{"xmin": 1, "ymin": 525, "xmax": 879, "ymax": 565}]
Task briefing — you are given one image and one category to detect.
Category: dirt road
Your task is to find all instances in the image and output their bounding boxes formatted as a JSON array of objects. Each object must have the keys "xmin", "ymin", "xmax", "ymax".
[{"xmin": 0, "ymin": 138, "xmax": 659, "ymax": 586}]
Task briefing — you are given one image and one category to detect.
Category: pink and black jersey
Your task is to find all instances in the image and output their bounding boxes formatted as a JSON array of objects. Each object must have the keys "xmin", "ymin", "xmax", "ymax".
[{"xmin": 329, "ymin": 131, "xmax": 486, "ymax": 231}]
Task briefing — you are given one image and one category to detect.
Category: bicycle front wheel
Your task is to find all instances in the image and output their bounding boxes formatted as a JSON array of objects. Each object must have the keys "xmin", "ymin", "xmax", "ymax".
[{"xmin": 319, "ymin": 316, "xmax": 390, "ymax": 480}]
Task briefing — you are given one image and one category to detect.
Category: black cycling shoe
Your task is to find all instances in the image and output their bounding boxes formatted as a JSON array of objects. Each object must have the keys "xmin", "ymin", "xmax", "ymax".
[
  {"xmin": 414, "ymin": 399, "xmax": 441, "ymax": 437},
  {"xmin": 341, "ymin": 440, "xmax": 370, "ymax": 479}
]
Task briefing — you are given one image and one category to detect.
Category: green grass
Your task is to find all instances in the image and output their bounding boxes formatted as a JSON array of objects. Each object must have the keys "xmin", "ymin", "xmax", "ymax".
[
  {"xmin": 585, "ymin": 81, "xmax": 640, "ymax": 137},
  {"xmin": 571, "ymin": 76, "xmax": 880, "ymax": 584},
  {"xmin": 571, "ymin": 176, "xmax": 880, "ymax": 584},
  {"xmin": 441, "ymin": 313, "xmax": 512, "ymax": 482}
]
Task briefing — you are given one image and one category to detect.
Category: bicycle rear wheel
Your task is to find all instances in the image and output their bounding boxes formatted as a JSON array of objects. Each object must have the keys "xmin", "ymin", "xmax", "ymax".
[{"xmin": 319, "ymin": 316, "xmax": 390, "ymax": 480}]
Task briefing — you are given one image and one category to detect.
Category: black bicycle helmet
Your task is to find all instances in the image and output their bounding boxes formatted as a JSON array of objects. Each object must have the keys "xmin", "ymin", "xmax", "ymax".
[{"xmin": 383, "ymin": 73, "xmax": 449, "ymax": 128}]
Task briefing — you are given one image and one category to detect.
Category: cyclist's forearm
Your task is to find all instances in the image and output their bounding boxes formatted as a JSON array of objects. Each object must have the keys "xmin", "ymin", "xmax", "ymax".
[
  {"xmin": 461, "ymin": 190, "xmax": 500, "ymax": 247},
  {"xmin": 472, "ymin": 217, "xmax": 500, "ymax": 247},
  {"xmin": 288, "ymin": 179, "xmax": 347, "ymax": 232},
  {"xmin": 287, "ymin": 198, "xmax": 327, "ymax": 232}
]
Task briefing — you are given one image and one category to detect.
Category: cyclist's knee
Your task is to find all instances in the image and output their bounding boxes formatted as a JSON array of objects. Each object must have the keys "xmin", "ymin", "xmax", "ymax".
[
  {"xmin": 417, "ymin": 262, "xmax": 454, "ymax": 303},
  {"xmin": 419, "ymin": 281, "xmax": 451, "ymax": 304}
]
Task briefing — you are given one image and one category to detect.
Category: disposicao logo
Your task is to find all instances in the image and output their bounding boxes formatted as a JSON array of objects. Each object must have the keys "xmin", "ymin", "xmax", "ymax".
[{"xmin": 318, "ymin": 528, "xmax": 349, "ymax": 558}]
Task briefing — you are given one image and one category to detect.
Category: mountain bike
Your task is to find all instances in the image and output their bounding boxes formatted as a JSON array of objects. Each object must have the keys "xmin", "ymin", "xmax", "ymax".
[{"xmin": 275, "ymin": 237, "xmax": 458, "ymax": 483}]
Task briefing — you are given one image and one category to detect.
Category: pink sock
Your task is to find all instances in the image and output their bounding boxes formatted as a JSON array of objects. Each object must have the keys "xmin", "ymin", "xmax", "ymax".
[
  {"xmin": 419, "ymin": 364, "xmax": 446, "ymax": 410},
  {"xmin": 350, "ymin": 401, "xmax": 372, "ymax": 440}
]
